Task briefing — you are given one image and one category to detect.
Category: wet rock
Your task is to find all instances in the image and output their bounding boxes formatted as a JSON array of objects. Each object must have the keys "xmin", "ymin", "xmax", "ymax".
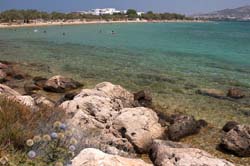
[
  {"xmin": 0, "ymin": 84, "xmax": 21, "ymax": 96},
  {"xmin": 13, "ymin": 73, "xmax": 25, "ymax": 80},
  {"xmin": 56, "ymin": 92, "xmax": 78, "ymax": 105},
  {"xmin": 134, "ymin": 90, "xmax": 152, "ymax": 107},
  {"xmin": 168, "ymin": 114, "xmax": 204, "ymax": 141},
  {"xmin": 24, "ymin": 82, "xmax": 41, "ymax": 94},
  {"xmin": 72, "ymin": 148, "xmax": 152, "ymax": 166},
  {"xmin": 220, "ymin": 125, "xmax": 250, "ymax": 157},
  {"xmin": 33, "ymin": 76, "xmax": 47, "ymax": 88},
  {"xmin": 44, "ymin": 75, "xmax": 82, "ymax": 93},
  {"xmin": 113, "ymin": 107, "xmax": 165, "ymax": 153},
  {"xmin": 150, "ymin": 139, "xmax": 235, "ymax": 166},
  {"xmin": 227, "ymin": 88, "xmax": 245, "ymax": 99},
  {"xmin": 197, "ymin": 88, "xmax": 226, "ymax": 99},
  {"xmin": 222, "ymin": 121, "xmax": 239, "ymax": 132}
]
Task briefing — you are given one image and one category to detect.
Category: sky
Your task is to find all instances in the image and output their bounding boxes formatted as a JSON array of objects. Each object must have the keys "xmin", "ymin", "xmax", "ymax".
[{"xmin": 0, "ymin": 0, "xmax": 250, "ymax": 15}]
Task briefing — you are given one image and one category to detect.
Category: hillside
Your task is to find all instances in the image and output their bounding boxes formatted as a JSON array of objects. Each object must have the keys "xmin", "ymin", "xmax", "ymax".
[{"xmin": 194, "ymin": 5, "xmax": 250, "ymax": 20}]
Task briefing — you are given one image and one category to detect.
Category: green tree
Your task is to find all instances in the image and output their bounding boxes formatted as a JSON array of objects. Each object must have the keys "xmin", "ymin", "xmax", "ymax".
[{"xmin": 126, "ymin": 9, "xmax": 138, "ymax": 20}]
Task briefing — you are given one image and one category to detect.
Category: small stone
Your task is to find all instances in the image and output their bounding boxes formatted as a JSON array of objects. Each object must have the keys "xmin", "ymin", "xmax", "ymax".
[{"xmin": 227, "ymin": 88, "xmax": 245, "ymax": 99}]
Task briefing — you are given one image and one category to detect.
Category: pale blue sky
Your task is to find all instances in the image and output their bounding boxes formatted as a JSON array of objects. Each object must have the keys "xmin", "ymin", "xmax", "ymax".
[{"xmin": 0, "ymin": 0, "xmax": 250, "ymax": 14}]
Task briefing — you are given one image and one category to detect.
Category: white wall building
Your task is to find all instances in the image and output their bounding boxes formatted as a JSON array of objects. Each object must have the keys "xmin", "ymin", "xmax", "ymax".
[
  {"xmin": 77, "ymin": 8, "xmax": 144, "ymax": 16},
  {"xmin": 85, "ymin": 8, "xmax": 121, "ymax": 15}
]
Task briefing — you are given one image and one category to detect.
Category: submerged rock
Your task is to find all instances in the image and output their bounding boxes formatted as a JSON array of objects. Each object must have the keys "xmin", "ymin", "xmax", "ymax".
[
  {"xmin": 197, "ymin": 88, "xmax": 226, "ymax": 99},
  {"xmin": 222, "ymin": 121, "xmax": 239, "ymax": 132},
  {"xmin": 167, "ymin": 114, "xmax": 205, "ymax": 141},
  {"xmin": 24, "ymin": 82, "xmax": 41, "ymax": 94},
  {"xmin": 150, "ymin": 139, "xmax": 235, "ymax": 166},
  {"xmin": 113, "ymin": 107, "xmax": 165, "ymax": 153},
  {"xmin": 44, "ymin": 75, "xmax": 82, "ymax": 93},
  {"xmin": 220, "ymin": 125, "xmax": 250, "ymax": 157},
  {"xmin": 72, "ymin": 148, "xmax": 153, "ymax": 166},
  {"xmin": 227, "ymin": 88, "xmax": 245, "ymax": 99},
  {"xmin": 134, "ymin": 90, "xmax": 152, "ymax": 107},
  {"xmin": 33, "ymin": 76, "xmax": 47, "ymax": 88}
]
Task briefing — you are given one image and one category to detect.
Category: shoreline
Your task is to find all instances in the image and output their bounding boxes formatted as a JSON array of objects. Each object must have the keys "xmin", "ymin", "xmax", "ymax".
[{"xmin": 0, "ymin": 19, "xmax": 208, "ymax": 29}]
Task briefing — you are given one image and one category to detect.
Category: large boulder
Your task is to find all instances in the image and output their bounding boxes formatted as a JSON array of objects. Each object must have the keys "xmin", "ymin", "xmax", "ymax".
[
  {"xmin": 60, "ymin": 82, "xmax": 135, "ymax": 129},
  {"xmin": 43, "ymin": 75, "xmax": 82, "ymax": 93},
  {"xmin": 113, "ymin": 107, "xmax": 165, "ymax": 153},
  {"xmin": 167, "ymin": 114, "xmax": 205, "ymax": 141},
  {"xmin": 61, "ymin": 83, "xmax": 163, "ymax": 154},
  {"xmin": 220, "ymin": 125, "xmax": 250, "ymax": 157},
  {"xmin": 197, "ymin": 88, "xmax": 226, "ymax": 99},
  {"xmin": 150, "ymin": 140, "xmax": 234, "ymax": 166},
  {"xmin": 71, "ymin": 148, "xmax": 152, "ymax": 166},
  {"xmin": 95, "ymin": 82, "xmax": 134, "ymax": 107},
  {"xmin": 227, "ymin": 88, "xmax": 245, "ymax": 99}
]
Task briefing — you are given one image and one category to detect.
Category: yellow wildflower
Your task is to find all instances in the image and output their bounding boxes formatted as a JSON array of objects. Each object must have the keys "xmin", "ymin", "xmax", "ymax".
[
  {"xmin": 26, "ymin": 139, "xmax": 34, "ymax": 147},
  {"xmin": 42, "ymin": 134, "xmax": 51, "ymax": 141}
]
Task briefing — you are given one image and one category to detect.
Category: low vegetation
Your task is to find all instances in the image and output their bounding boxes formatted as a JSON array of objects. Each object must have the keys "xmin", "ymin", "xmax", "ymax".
[
  {"xmin": 0, "ymin": 96, "xmax": 71, "ymax": 165},
  {"xmin": 0, "ymin": 9, "xmax": 190, "ymax": 23}
]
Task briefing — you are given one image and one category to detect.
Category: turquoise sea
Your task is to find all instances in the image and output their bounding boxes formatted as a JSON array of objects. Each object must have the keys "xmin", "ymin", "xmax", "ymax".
[{"xmin": 1, "ymin": 21, "xmax": 250, "ymax": 164}]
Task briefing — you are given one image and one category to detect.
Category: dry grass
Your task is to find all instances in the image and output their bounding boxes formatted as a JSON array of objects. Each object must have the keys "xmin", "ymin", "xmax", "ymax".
[{"xmin": 0, "ymin": 95, "xmax": 65, "ymax": 150}]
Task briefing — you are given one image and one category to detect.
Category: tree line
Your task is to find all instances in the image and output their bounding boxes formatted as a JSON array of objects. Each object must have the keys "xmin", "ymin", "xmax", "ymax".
[{"xmin": 0, "ymin": 9, "xmax": 190, "ymax": 23}]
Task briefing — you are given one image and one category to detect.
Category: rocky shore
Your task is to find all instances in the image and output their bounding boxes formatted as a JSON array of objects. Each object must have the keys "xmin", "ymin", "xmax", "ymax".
[{"xmin": 0, "ymin": 61, "xmax": 249, "ymax": 166}]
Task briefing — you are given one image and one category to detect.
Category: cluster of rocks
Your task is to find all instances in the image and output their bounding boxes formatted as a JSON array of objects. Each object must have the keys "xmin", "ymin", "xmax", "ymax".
[
  {"xmin": 197, "ymin": 87, "xmax": 245, "ymax": 99},
  {"xmin": 0, "ymin": 61, "xmax": 249, "ymax": 165}
]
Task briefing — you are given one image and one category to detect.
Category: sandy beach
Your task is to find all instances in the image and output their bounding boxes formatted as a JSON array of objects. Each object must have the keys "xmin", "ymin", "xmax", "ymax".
[{"xmin": 0, "ymin": 19, "xmax": 207, "ymax": 29}]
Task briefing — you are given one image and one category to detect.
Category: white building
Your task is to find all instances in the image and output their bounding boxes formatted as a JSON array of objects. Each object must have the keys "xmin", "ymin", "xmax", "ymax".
[
  {"xmin": 77, "ymin": 8, "xmax": 144, "ymax": 16},
  {"xmin": 83, "ymin": 8, "xmax": 121, "ymax": 15}
]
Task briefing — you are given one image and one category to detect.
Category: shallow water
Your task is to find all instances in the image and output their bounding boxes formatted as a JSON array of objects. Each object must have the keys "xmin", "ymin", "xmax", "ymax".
[{"xmin": 0, "ymin": 21, "xmax": 250, "ymax": 164}]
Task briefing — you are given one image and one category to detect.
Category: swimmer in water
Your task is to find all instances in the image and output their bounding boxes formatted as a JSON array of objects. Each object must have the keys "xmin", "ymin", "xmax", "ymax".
[
  {"xmin": 112, "ymin": 30, "xmax": 115, "ymax": 35},
  {"xmin": 43, "ymin": 30, "xmax": 47, "ymax": 33},
  {"xmin": 62, "ymin": 32, "xmax": 66, "ymax": 36}
]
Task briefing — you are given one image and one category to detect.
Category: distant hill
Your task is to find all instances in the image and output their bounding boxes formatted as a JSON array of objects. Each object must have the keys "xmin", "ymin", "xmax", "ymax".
[{"xmin": 194, "ymin": 5, "xmax": 250, "ymax": 20}]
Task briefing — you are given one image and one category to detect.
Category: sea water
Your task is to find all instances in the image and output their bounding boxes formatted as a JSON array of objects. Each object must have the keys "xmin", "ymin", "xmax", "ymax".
[{"xmin": 1, "ymin": 21, "xmax": 250, "ymax": 164}]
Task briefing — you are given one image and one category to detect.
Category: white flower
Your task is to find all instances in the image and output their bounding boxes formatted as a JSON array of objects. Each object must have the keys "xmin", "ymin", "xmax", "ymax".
[
  {"xmin": 69, "ymin": 145, "xmax": 76, "ymax": 152},
  {"xmin": 27, "ymin": 150, "xmax": 36, "ymax": 159},
  {"xmin": 60, "ymin": 123, "xmax": 67, "ymax": 130},
  {"xmin": 51, "ymin": 132, "xmax": 58, "ymax": 139}
]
